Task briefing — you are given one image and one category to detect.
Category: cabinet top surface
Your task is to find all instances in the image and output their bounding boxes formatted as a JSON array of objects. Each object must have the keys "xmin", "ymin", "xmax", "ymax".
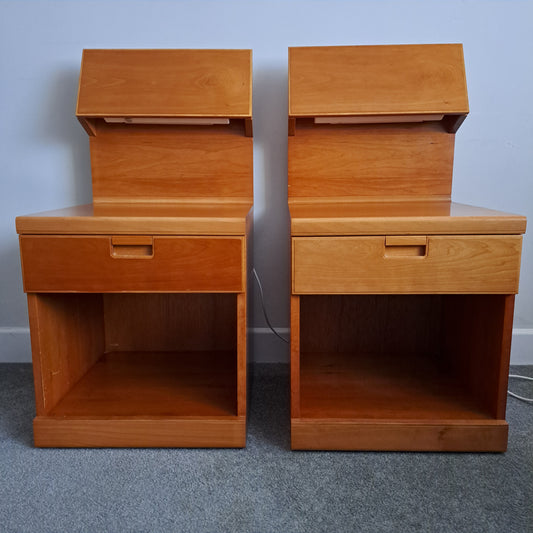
[
  {"xmin": 289, "ymin": 201, "xmax": 526, "ymax": 235},
  {"xmin": 16, "ymin": 202, "xmax": 252, "ymax": 236},
  {"xmin": 77, "ymin": 49, "xmax": 252, "ymax": 118},
  {"xmin": 288, "ymin": 44, "xmax": 469, "ymax": 117}
]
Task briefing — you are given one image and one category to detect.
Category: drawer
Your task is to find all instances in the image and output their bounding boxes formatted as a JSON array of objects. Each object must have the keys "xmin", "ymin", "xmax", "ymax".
[
  {"xmin": 21, "ymin": 236, "xmax": 244, "ymax": 293},
  {"xmin": 292, "ymin": 235, "xmax": 522, "ymax": 294}
]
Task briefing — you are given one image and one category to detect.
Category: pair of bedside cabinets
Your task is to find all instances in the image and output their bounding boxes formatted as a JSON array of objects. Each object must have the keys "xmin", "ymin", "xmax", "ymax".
[{"xmin": 16, "ymin": 45, "xmax": 526, "ymax": 452}]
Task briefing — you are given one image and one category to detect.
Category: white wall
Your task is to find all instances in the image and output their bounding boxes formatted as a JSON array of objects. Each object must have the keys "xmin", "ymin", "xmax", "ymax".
[{"xmin": 1, "ymin": 0, "xmax": 532, "ymax": 363}]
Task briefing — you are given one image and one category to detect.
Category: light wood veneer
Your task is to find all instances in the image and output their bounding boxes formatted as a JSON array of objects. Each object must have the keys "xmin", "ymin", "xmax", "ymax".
[
  {"xmin": 293, "ymin": 235, "xmax": 522, "ymax": 294},
  {"xmin": 288, "ymin": 44, "xmax": 525, "ymax": 452}
]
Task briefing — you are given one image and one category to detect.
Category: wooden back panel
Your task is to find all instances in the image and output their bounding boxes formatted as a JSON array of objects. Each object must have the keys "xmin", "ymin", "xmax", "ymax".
[
  {"xmin": 77, "ymin": 49, "xmax": 252, "ymax": 118},
  {"xmin": 289, "ymin": 44, "xmax": 468, "ymax": 117},
  {"xmin": 103, "ymin": 294, "xmax": 237, "ymax": 352},
  {"xmin": 90, "ymin": 121, "xmax": 253, "ymax": 202},
  {"xmin": 299, "ymin": 295, "xmax": 442, "ymax": 355},
  {"xmin": 288, "ymin": 121, "xmax": 454, "ymax": 200}
]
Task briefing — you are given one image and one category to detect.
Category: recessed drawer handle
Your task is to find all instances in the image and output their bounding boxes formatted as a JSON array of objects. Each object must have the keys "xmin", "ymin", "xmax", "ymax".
[
  {"xmin": 384, "ymin": 236, "xmax": 427, "ymax": 258},
  {"xmin": 111, "ymin": 236, "xmax": 154, "ymax": 258}
]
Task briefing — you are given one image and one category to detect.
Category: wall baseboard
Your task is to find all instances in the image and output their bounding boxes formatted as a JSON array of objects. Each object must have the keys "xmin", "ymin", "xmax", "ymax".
[
  {"xmin": 250, "ymin": 327, "xmax": 290, "ymax": 363},
  {"xmin": 509, "ymin": 328, "xmax": 533, "ymax": 365},
  {"xmin": 0, "ymin": 327, "xmax": 32, "ymax": 363},
  {"xmin": 1, "ymin": 327, "xmax": 532, "ymax": 364}
]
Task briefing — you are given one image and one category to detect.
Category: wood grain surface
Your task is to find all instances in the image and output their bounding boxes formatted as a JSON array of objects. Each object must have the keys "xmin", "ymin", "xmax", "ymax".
[
  {"xmin": 77, "ymin": 49, "xmax": 252, "ymax": 118},
  {"xmin": 34, "ymin": 416, "xmax": 246, "ymax": 448},
  {"xmin": 21, "ymin": 235, "xmax": 244, "ymax": 293},
  {"xmin": 103, "ymin": 294, "xmax": 237, "ymax": 352},
  {"xmin": 289, "ymin": 121, "xmax": 455, "ymax": 199},
  {"xmin": 27, "ymin": 293, "xmax": 105, "ymax": 414},
  {"xmin": 290, "ymin": 295, "xmax": 301, "ymax": 419},
  {"xmin": 90, "ymin": 122, "xmax": 252, "ymax": 203},
  {"xmin": 49, "ymin": 351, "xmax": 237, "ymax": 417},
  {"xmin": 291, "ymin": 419, "xmax": 508, "ymax": 452},
  {"xmin": 293, "ymin": 235, "xmax": 522, "ymax": 294},
  {"xmin": 16, "ymin": 202, "xmax": 253, "ymax": 236},
  {"xmin": 289, "ymin": 201, "xmax": 527, "ymax": 236},
  {"xmin": 443, "ymin": 294, "xmax": 515, "ymax": 419},
  {"xmin": 289, "ymin": 44, "xmax": 468, "ymax": 117}
]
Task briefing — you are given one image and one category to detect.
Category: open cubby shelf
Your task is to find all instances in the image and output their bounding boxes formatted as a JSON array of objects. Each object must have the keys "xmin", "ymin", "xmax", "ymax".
[
  {"xmin": 297, "ymin": 294, "xmax": 507, "ymax": 422},
  {"xmin": 29, "ymin": 292, "xmax": 246, "ymax": 447},
  {"xmin": 33, "ymin": 291, "xmax": 239, "ymax": 414}
]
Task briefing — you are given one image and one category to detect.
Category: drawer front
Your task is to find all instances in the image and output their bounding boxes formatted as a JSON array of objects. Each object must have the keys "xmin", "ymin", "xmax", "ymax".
[
  {"xmin": 21, "ymin": 236, "xmax": 244, "ymax": 293},
  {"xmin": 293, "ymin": 235, "xmax": 522, "ymax": 294}
]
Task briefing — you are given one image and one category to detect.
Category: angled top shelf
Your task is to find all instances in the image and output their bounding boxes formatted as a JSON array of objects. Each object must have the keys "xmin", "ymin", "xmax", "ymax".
[
  {"xmin": 77, "ymin": 49, "xmax": 252, "ymax": 119},
  {"xmin": 289, "ymin": 44, "xmax": 468, "ymax": 130}
]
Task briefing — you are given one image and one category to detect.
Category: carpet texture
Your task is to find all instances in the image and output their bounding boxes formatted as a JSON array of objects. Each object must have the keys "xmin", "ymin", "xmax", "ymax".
[{"xmin": 0, "ymin": 364, "xmax": 532, "ymax": 533}]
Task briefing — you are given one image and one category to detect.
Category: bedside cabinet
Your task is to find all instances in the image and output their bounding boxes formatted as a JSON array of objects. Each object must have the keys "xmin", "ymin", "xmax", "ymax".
[
  {"xmin": 17, "ymin": 49, "xmax": 253, "ymax": 447},
  {"xmin": 288, "ymin": 44, "xmax": 526, "ymax": 451}
]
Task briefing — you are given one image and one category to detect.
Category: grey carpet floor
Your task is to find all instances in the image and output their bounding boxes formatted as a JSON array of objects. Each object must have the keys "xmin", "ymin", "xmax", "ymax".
[{"xmin": 0, "ymin": 364, "xmax": 532, "ymax": 533}]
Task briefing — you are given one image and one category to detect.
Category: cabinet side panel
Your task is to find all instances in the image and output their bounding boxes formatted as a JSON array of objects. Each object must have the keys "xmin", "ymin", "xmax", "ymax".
[
  {"xmin": 29, "ymin": 294, "xmax": 105, "ymax": 413},
  {"xmin": 443, "ymin": 295, "xmax": 513, "ymax": 419},
  {"xmin": 27, "ymin": 294, "xmax": 46, "ymax": 415},
  {"xmin": 237, "ymin": 292, "xmax": 247, "ymax": 417},
  {"xmin": 291, "ymin": 296, "xmax": 301, "ymax": 418}
]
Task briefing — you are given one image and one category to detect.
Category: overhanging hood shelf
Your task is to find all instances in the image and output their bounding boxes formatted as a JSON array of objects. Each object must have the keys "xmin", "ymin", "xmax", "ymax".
[
  {"xmin": 288, "ymin": 44, "xmax": 469, "ymax": 134},
  {"xmin": 76, "ymin": 49, "xmax": 253, "ymax": 136}
]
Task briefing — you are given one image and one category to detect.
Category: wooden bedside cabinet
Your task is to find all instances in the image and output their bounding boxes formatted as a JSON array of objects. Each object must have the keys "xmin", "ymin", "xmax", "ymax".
[
  {"xmin": 288, "ymin": 44, "xmax": 526, "ymax": 451},
  {"xmin": 17, "ymin": 49, "xmax": 253, "ymax": 448}
]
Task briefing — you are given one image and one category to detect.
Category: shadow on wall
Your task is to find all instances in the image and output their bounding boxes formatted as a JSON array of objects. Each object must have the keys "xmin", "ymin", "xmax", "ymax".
[
  {"xmin": 36, "ymin": 67, "xmax": 93, "ymax": 206},
  {"xmin": 251, "ymin": 65, "xmax": 291, "ymax": 362}
]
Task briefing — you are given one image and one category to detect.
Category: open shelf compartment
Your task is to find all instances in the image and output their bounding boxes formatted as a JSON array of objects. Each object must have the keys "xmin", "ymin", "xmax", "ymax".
[
  {"xmin": 291, "ymin": 294, "xmax": 514, "ymax": 451},
  {"xmin": 29, "ymin": 292, "xmax": 246, "ymax": 447}
]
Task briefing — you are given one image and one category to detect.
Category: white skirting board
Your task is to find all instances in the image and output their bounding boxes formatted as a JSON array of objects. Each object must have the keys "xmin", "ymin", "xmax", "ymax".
[
  {"xmin": 1, "ymin": 327, "xmax": 532, "ymax": 364},
  {"xmin": 0, "ymin": 328, "xmax": 32, "ymax": 363},
  {"xmin": 250, "ymin": 327, "xmax": 290, "ymax": 364}
]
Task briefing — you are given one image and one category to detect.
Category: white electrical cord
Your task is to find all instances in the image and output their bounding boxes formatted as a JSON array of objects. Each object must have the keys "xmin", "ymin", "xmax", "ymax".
[
  {"xmin": 252, "ymin": 268, "xmax": 289, "ymax": 344},
  {"xmin": 508, "ymin": 374, "xmax": 533, "ymax": 403}
]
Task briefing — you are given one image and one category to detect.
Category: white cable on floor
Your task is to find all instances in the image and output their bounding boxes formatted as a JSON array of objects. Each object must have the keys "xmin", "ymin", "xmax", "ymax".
[
  {"xmin": 508, "ymin": 374, "xmax": 533, "ymax": 403},
  {"xmin": 252, "ymin": 268, "xmax": 289, "ymax": 344}
]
